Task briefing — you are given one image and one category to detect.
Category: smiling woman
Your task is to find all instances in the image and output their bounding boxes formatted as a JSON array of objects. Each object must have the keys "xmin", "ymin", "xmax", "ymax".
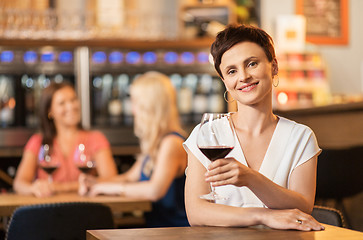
[
  {"xmin": 183, "ymin": 24, "xmax": 325, "ymax": 231},
  {"xmin": 13, "ymin": 82, "xmax": 117, "ymax": 198},
  {"xmin": 220, "ymin": 41, "xmax": 277, "ymax": 106}
]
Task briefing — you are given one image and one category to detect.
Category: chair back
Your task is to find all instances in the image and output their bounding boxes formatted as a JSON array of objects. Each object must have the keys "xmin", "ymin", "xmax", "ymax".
[
  {"xmin": 316, "ymin": 146, "xmax": 363, "ymax": 199},
  {"xmin": 312, "ymin": 205, "xmax": 345, "ymax": 227},
  {"xmin": 6, "ymin": 202, "xmax": 114, "ymax": 240}
]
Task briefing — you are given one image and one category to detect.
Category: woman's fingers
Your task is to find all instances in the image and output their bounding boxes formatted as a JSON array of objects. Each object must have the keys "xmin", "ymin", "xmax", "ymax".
[
  {"xmin": 206, "ymin": 171, "xmax": 234, "ymax": 186},
  {"xmin": 295, "ymin": 214, "xmax": 325, "ymax": 231},
  {"xmin": 89, "ymin": 184, "xmax": 103, "ymax": 196},
  {"xmin": 264, "ymin": 209, "xmax": 325, "ymax": 231},
  {"xmin": 32, "ymin": 180, "xmax": 53, "ymax": 197},
  {"xmin": 206, "ymin": 158, "xmax": 248, "ymax": 187}
]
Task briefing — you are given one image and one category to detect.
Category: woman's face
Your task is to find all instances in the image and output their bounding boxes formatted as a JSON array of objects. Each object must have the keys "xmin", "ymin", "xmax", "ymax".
[
  {"xmin": 49, "ymin": 86, "xmax": 81, "ymax": 128},
  {"xmin": 219, "ymin": 41, "xmax": 277, "ymax": 106}
]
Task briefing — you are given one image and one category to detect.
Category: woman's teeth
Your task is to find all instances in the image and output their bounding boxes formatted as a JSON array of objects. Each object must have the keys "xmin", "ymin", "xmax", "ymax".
[{"xmin": 242, "ymin": 82, "xmax": 258, "ymax": 91}]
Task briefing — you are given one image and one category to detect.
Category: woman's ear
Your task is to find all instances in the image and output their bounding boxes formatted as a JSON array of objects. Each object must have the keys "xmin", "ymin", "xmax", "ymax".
[{"xmin": 272, "ymin": 58, "xmax": 279, "ymax": 76}]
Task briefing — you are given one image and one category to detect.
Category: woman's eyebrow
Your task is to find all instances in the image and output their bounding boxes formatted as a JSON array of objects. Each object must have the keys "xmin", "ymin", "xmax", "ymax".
[
  {"xmin": 243, "ymin": 56, "xmax": 258, "ymax": 65},
  {"xmin": 223, "ymin": 56, "xmax": 259, "ymax": 71}
]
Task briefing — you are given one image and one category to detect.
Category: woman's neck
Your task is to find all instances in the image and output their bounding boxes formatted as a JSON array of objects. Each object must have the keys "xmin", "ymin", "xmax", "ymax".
[
  {"xmin": 233, "ymin": 102, "xmax": 277, "ymax": 136},
  {"xmin": 55, "ymin": 125, "xmax": 80, "ymax": 141}
]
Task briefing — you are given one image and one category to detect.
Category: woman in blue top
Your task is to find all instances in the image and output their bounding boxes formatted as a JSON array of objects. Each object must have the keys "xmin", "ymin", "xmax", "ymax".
[{"xmin": 80, "ymin": 71, "xmax": 189, "ymax": 227}]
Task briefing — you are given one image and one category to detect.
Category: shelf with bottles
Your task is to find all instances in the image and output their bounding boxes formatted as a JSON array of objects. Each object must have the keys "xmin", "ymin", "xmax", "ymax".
[
  {"xmin": 86, "ymin": 46, "xmax": 227, "ymax": 127},
  {"xmin": 273, "ymin": 51, "xmax": 330, "ymax": 110},
  {"xmin": 277, "ymin": 52, "xmax": 326, "ymax": 71},
  {"xmin": 91, "ymin": 72, "xmax": 227, "ymax": 128}
]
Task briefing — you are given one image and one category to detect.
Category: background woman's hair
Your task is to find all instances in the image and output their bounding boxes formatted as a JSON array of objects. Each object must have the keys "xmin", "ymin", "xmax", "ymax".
[
  {"xmin": 38, "ymin": 81, "xmax": 79, "ymax": 146},
  {"xmin": 211, "ymin": 24, "xmax": 276, "ymax": 78},
  {"xmin": 130, "ymin": 71, "xmax": 181, "ymax": 160}
]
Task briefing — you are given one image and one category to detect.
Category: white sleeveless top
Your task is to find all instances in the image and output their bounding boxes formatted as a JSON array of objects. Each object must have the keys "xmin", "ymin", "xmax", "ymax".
[{"xmin": 183, "ymin": 116, "xmax": 321, "ymax": 207}]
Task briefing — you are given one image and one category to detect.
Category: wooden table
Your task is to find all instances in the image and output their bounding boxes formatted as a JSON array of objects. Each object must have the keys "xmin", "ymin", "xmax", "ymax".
[
  {"xmin": 87, "ymin": 225, "xmax": 363, "ymax": 240},
  {"xmin": 0, "ymin": 193, "xmax": 151, "ymax": 228},
  {"xmin": 0, "ymin": 192, "xmax": 151, "ymax": 217}
]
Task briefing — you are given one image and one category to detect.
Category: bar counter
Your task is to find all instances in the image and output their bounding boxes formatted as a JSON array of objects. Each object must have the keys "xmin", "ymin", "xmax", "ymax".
[
  {"xmin": 1, "ymin": 101, "xmax": 363, "ymax": 158},
  {"xmin": 274, "ymin": 101, "xmax": 363, "ymax": 149},
  {"xmin": 0, "ymin": 127, "xmax": 139, "ymax": 158}
]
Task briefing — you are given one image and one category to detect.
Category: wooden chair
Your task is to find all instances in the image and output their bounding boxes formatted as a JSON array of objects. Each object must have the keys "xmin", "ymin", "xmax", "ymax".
[
  {"xmin": 6, "ymin": 202, "xmax": 114, "ymax": 240},
  {"xmin": 316, "ymin": 146, "xmax": 363, "ymax": 228},
  {"xmin": 312, "ymin": 205, "xmax": 345, "ymax": 227}
]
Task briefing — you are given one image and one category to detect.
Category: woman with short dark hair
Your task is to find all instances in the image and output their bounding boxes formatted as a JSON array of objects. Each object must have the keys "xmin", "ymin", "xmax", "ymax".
[{"xmin": 183, "ymin": 24, "xmax": 324, "ymax": 231}]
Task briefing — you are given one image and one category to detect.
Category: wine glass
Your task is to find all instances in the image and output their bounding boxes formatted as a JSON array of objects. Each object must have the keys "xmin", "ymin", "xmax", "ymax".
[
  {"xmin": 38, "ymin": 144, "xmax": 59, "ymax": 183},
  {"xmin": 197, "ymin": 113, "xmax": 235, "ymax": 201},
  {"xmin": 74, "ymin": 144, "xmax": 95, "ymax": 174}
]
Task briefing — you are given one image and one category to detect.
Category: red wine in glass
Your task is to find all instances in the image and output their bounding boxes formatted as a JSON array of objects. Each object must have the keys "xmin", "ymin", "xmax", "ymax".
[
  {"xmin": 199, "ymin": 146, "xmax": 234, "ymax": 161},
  {"xmin": 75, "ymin": 144, "xmax": 95, "ymax": 175},
  {"xmin": 41, "ymin": 166, "xmax": 58, "ymax": 175},
  {"xmin": 38, "ymin": 144, "xmax": 59, "ymax": 183},
  {"xmin": 197, "ymin": 113, "xmax": 235, "ymax": 201},
  {"xmin": 77, "ymin": 161, "xmax": 95, "ymax": 174}
]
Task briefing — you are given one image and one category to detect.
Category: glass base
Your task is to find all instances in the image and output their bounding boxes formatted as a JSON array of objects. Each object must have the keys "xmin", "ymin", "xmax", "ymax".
[{"xmin": 200, "ymin": 192, "xmax": 227, "ymax": 201}]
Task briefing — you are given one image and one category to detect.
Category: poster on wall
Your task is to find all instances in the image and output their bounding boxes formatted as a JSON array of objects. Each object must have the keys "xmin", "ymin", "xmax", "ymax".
[
  {"xmin": 296, "ymin": 0, "xmax": 349, "ymax": 45},
  {"xmin": 275, "ymin": 15, "xmax": 306, "ymax": 52}
]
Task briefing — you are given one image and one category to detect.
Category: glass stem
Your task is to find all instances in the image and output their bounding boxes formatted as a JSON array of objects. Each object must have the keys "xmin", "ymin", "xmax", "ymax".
[
  {"xmin": 48, "ymin": 174, "xmax": 53, "ymax": 183},
  {"xmin": 210, "ymin": 183, "xmax": 216, "ymax": 194},
  {"xmin": 207, "ymin": 168, "xmax": 216, "ymax": 195}
]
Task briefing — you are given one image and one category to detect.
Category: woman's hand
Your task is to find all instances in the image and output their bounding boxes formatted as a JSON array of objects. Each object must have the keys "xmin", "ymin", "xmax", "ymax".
[
  {"xmin": 261, "ymin": 208, "xmax": 325, "ymax": 231},
  {"xmin": 205, "ymin": 157, "xmax": 253, "ymax": 187},
  {"xmin": 30, "ymin": 179, "xmax": 54, "ymax": 198},
  {"xmin": 78, "ymin": 173, "xmax": 98, "ymax": 196},
  {"xmin": 88, "ymin": 182, "xmax": 125, "ymax": 197}
]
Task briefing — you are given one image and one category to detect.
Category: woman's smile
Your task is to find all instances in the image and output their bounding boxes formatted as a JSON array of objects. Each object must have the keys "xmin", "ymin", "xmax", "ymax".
[{"xmin": 238, "ymin": 81, "xmax": 259, "ymax": 92}]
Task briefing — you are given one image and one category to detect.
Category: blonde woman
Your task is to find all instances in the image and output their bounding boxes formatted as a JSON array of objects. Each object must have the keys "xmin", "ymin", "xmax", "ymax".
[{"xmin": 80, "ymin": 71, "xmax": 189, "ymax": 227}]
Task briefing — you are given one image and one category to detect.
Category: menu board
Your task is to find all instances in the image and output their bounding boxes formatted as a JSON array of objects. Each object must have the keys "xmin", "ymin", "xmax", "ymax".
[{"xmin": 296, "ymin": 0, "xmax": 348, "ymax": 45}]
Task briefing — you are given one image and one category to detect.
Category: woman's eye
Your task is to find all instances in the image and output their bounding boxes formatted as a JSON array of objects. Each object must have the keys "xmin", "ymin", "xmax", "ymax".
[
  {"xmin": 227, "ymin": 69, "xmax": 236, "ymax": 75},
  {"xmin": 248, "ymin": 61, "xmax": 258, "ymax": 68}
]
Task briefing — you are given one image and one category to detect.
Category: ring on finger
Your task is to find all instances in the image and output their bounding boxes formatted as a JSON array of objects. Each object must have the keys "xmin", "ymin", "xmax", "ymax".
[{"xmin": 296, "ymin": 219, "xmax": 303, "ymax": 224}]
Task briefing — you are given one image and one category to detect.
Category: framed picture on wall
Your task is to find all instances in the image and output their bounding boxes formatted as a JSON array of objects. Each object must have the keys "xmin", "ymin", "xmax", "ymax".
[{"xmin": 296, "ymin": 0, "xmax": 349, "ymax": 45}]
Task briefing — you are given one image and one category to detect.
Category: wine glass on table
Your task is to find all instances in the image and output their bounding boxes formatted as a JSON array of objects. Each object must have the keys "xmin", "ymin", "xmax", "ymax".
[
  {"xmin": 197, "ymin": 113, "xmax": 235, "ymax": 201},
  {"xmin": 74, "ymin": 144, "xmax": 96, "ymax": 175},
  {"xmin": 38, "ymin": 144, "xmax": 59, "ymax": 183}
]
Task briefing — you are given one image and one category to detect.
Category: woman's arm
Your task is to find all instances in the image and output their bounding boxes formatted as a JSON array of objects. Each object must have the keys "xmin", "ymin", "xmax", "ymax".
[
  {"xmin": 247, "ymin": 156, "xmax": 317, "ymax": 213},
  {"xmin": 185, "ymin": 152, "xmax": 323, "ymax": 230},
  {"xmin": 206, "ymin": 155, "xmax": 318, "ymax": 213},
  {"xmin": 93, "ymin": 148, "xmax": 118, "ymax": 180},
  {"xmin": 13, "ymin": 151, "xmax": 53, "ymax": 197},
  {"xmin": 111, "ymin": 157, "xmax": 143, "ymax": 182},
  {"xmin": 89, "ymin": 135, "xmax": 186, "ymax": 201},
  {"xmin": 78, "ymin": 154, "xmax": 143, "ymax": 196}
]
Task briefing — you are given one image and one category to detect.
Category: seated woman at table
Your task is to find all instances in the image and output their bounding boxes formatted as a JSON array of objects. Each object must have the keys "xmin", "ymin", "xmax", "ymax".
[
  {"xmin": 183, "ymin": 24, "xmax": 325, "ymax": 231},
  {"xmin": 80, "ymin": 71, "xmax": 189, "ymax": 227},
  {"xmin": 13, "ymin": 82, "xmax": 118, "ymax": 198}
]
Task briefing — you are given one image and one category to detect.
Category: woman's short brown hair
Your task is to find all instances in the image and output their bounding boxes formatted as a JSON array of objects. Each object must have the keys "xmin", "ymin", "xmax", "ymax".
[{"xmin": 211, "ymin": 24, "xmax": 276, "ymax": 78}]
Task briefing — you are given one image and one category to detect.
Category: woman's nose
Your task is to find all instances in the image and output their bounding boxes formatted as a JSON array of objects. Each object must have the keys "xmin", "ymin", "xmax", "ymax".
[
  {"xmin": 238, "ymin": 69, "xmax": 251, "ymax": 82},
  {"xmin": 67, "ymin": 101, "xmax": 79, "ymax": 110}
]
